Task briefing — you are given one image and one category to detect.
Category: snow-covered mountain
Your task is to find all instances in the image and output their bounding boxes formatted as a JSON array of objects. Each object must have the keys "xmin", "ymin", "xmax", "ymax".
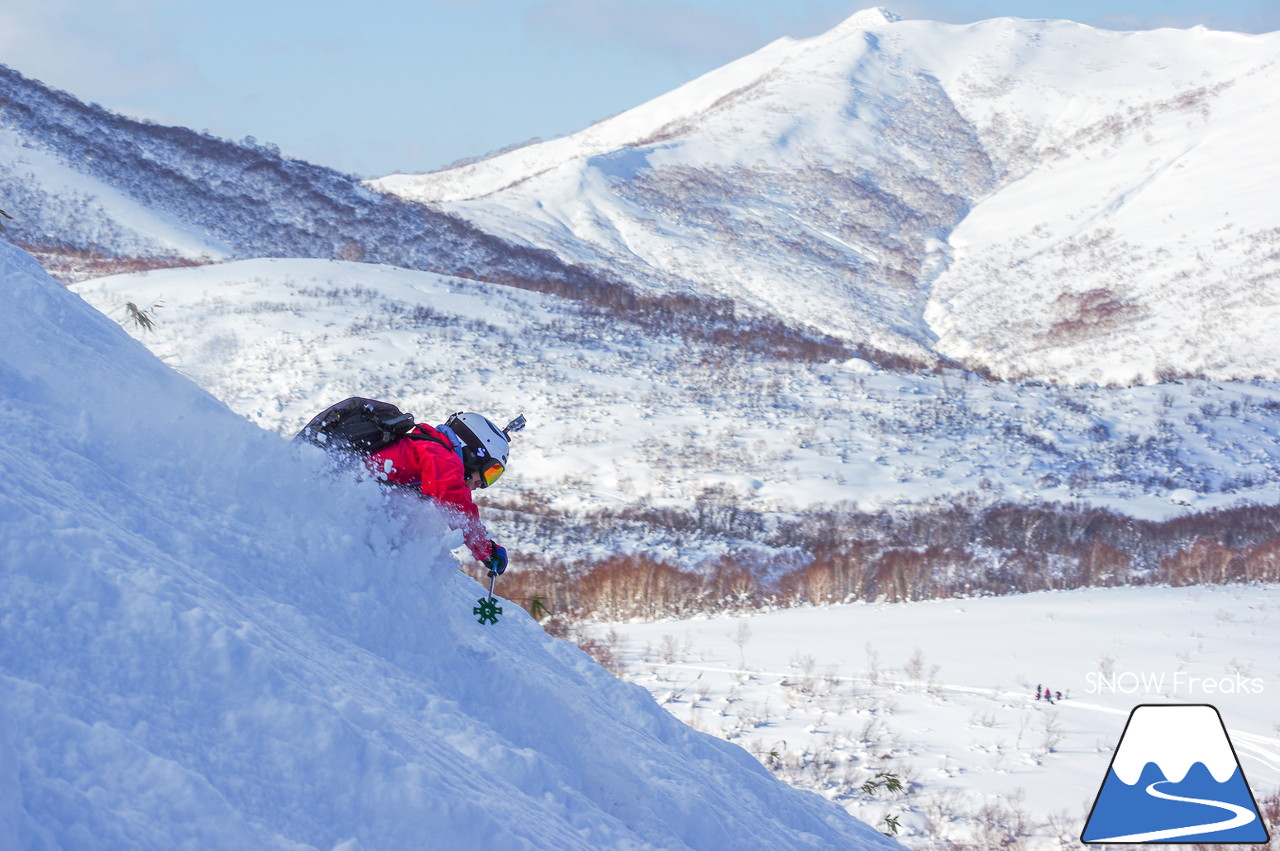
[
  {"xmin": 0, "ymin": 63, "xmax": 603, "ymax": 295},
  {"xmin": 371, "ymin": 9, "xmax": 1280, "ymax": 386},
  {"xmin": 0, "ymin": 237, "xmax": 901, "ymax": 848},
  {"xmin": 7, "ymin": 10, "xmax": 1279, "ymax": 385}
]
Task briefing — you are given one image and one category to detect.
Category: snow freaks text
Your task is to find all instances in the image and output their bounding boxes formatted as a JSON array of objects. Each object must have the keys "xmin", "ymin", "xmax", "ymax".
[{"xmin": 1085, "ymin": 671, "xmax": 1266, "ymax": 696}]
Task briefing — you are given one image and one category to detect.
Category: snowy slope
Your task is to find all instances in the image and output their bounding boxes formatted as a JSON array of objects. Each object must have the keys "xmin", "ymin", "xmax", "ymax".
[
  {"xmin": 0, "ymin": 238, "xmax": 899, "ymax": 849},
  {"xmin": 0, "ymin": 121, "xmax": 230, "ymax": 260},
  {"xmin": 918, "ymin": 20, "xmax": 1280, "ymax": 385},
  {"xmin": 371, "ymin": 10, "xmax": 1280, "ymax": 385},
  {"xmin": 73, "ymin": 259, "xmax": 1280, "ymax": 569},
  {"xmin": 597, "ymin": 584, "xmax": 1280, "ymax": 849}
]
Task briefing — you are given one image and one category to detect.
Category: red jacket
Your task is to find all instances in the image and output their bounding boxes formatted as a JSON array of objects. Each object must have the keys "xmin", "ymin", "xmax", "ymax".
[{"xmin": 365, "ymin": 423, "xmax": 494, "ymax": 562}]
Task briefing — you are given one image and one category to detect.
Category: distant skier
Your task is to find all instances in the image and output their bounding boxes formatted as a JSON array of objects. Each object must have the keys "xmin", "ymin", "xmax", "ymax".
[{"xmin": 365, "ymin": 411, "xmax": 520, "ymax": 576}]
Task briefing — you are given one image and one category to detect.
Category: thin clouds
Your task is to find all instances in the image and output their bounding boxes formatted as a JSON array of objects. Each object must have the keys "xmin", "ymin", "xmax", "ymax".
[
  {"xmin": 814, "ymin": 0, "xmax": 1280, "ymax": 32},
  {"xmin": 525, "ymin": 0, "xmax": 771, "ymax": 66},
  {"xmin": 885, "ymin": 0, "xmax": 1280, "ymax": 32},
  {"xmin": 0, "ymin": 0, "xmax": 201, "ymax": 101},
  {"xmin": 1088, "ymin": 6, "xmax": 1280, "ymax": 32}
]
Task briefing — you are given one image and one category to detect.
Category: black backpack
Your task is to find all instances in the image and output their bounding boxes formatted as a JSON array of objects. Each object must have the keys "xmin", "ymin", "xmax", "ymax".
[{"xmin": 294, "ymin": 397, "xmax": 417, "ymax": 454}]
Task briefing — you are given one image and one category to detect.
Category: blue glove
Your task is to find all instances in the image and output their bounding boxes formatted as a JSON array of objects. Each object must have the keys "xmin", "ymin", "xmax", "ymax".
[{"xmin": 484, "ymin": 543, "xmax": 508, "ymax": 576}]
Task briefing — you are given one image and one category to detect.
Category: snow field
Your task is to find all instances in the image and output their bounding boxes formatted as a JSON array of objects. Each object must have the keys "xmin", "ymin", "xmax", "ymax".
[{"xmin": 595, "ymin": 584, "xmax": 1280, "ymax": 849}]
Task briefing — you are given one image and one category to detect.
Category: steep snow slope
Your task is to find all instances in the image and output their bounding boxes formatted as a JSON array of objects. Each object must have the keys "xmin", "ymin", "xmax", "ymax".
[
  {"xmin": 0, "ymin": 238, "xmax": 899, "ymax": 849},
  {"xmin": 371, "ymin": 11, "xmax": 1280, "ymax": 385},
  {"xmin": 74, "ymin": 259, "xmax": 1280, "ymax": 569}
]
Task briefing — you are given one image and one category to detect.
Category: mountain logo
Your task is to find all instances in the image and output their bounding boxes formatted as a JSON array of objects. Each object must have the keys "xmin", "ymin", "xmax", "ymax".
[{"xmin": 1082, "ymin": 704, "xmax": 1270, "ymax": 844}]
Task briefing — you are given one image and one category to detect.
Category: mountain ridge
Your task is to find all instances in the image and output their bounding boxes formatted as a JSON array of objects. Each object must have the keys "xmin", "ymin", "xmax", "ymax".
[
  {"xmin": 371, "ymin": 12, "xmax": 1280, "ymax": 386},
  {"xmin": 0, "ymin": 63, "xmax": 608, "ymax": 296}
]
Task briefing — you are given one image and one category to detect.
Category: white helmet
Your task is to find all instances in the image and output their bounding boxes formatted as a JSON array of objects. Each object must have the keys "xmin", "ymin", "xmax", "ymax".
[{"xmin": 446, "ymin": 412, "xmax": 525, "ymax": 487}]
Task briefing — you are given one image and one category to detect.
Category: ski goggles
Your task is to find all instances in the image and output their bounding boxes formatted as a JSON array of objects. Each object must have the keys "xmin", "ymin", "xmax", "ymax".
[
  {"xmin": 476, "ymin": 458, "xmax": 505, "ymax": 488},
  {"xmin": 463, "ymin": 447, "xmax": 504, "ymax": 488}
]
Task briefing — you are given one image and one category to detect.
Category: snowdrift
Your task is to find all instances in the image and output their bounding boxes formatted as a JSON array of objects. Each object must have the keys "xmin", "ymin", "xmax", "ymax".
[{"xmin": 0, "ymin": 238, "xmax": 898, "ymax": 849}]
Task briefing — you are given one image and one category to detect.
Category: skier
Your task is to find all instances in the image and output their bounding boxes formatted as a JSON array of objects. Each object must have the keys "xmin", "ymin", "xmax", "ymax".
[{"xmin": 365, "ymin": 411, "xmax": 516, "ymax": 577}]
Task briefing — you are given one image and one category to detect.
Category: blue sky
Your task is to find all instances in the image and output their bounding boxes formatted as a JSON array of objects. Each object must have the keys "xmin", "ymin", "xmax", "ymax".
[{"xmin": 2, "ymin": 1, "xmax": 1277, "ymax": 177}]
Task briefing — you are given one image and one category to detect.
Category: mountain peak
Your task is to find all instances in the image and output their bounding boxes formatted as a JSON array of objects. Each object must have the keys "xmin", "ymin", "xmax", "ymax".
[{"xmin": 844, "ymin": 7, "xmax": 904, "ymax": 27}]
